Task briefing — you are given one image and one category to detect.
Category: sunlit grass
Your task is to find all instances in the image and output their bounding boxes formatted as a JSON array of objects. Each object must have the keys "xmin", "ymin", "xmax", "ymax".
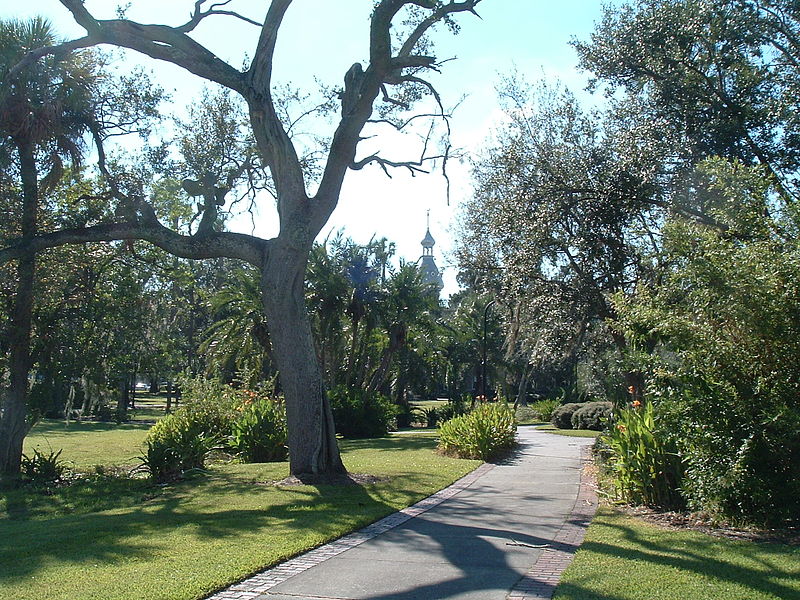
[
  {"xmin": 2, "ymin": 431, "xmax": 479, "ymax": 600},
  {"xmin": 24, "ymin": 419, "xmax": 151, "ymax": 468},
  {"xmin": 554, "ymin": 506, "xmax": 800, "ymax": 600},
  {"xmin": 535, "ymin": 423, "xmax": 601, "ymax": 438}
]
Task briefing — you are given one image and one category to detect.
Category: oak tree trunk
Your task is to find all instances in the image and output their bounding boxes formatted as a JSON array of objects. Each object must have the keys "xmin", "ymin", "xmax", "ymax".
[{"xmin": 261, "ymin": 242, "xmax": 345, "ymax": 477}]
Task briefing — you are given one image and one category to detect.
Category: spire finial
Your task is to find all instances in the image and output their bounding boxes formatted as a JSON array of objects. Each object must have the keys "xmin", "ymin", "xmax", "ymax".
[{"xmin": 426, "ymin": 209, "xmax": 430, "ymax": 231}]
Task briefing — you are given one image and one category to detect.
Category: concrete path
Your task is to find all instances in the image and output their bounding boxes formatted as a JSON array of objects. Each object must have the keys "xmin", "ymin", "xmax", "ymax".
[{"xmin": 209, "ymin": 426, "xmax": 598, "ymax": 600}]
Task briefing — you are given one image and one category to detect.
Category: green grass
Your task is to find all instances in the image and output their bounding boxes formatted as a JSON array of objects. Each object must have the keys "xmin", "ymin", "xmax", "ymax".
[
  {"xmin": 2, "ymin": 431, "xmax": 479, "ymax": 600},
  {"xmin": 127, "ymin": 394, "xmax": 170, "ymax": 422},
  {"xmin": 410, "ymin": 399, "xmax": 448, "ymax": 411},
  {"xmin": 554, "ymin": 506, "xmax": 800, "ymax": 600},
  {"xmin": 24, "ymin": 419, "xmax": 152, "ymax": 468},
  {"xmin": 535, "ymin": 424, "xmax": 601, "ymax": 438}
]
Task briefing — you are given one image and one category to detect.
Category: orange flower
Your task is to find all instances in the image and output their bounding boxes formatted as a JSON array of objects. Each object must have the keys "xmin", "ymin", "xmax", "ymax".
[
  {"xmin": 632, "ymin": 400, "xmax": 642, "ymax": 409},
  {"xmin": 627, "ymin": 385, "xmax": 636, "ymax": 395},
  {"xmin": 617, "ymin": 424, "xmax": 627, "ymax": 432}
]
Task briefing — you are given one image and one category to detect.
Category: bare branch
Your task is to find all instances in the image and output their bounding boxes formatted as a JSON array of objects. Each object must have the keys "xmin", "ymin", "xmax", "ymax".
[
  {"xmin": 351, "ymin": 119, "xmax": 448, "ymax": 177},
  {"xmin": 380, "ymin": 83, "xmax": 410, "ymax": 109},
  {"xmin": 177, "ymin": 0, "xmax": 262, "ymax": 33},
  {"xmin": 350, "ymin": 153, "xmax": 431, "ymax": 177},
  {"xmin": 398, "ymin": 0, "xmax": 483, "ymax": 58},
  {"xmin": 54, "ymin": 0, "xmax": 246, "ymax": 93},
  {"xmin": 367, "ymin": 111, "xmax": 453, "ymax": 130}
]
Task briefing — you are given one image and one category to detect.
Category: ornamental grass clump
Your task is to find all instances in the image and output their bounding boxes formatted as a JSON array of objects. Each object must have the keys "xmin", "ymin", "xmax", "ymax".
[
  {"xmin": 142, "ymin": 411, "xmax": 219, "ymax": 482},
  {"xmin": 21, "ymin": 447, "xmax": 67, "ymax": 485},
  {"xmin": 141, "ymin": 375, "xmax": 289, "ymax": 480},
  {"xmin": 437, "ymin": 403, "xmax": 516, "ymax": 461},
  {"xmin": 230, "ymin": 394, "xmax": 287, "ymax": 462}
]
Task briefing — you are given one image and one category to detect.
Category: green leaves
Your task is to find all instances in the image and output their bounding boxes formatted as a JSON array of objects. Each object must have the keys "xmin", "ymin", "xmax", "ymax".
[
  {"xmin": 437, "ymin": 403, "xmax": 516, "ymax": 461},
  {"xmin": 601, "ymin": 402, "xmax": 684, "ymax": 508},
  {"xmin": 612, "ymin": 160, "xmax": 800, "ymax": 524},
  {"xmin": 230, "ymin": 395, "xmax": 288, "ymax": 463}
]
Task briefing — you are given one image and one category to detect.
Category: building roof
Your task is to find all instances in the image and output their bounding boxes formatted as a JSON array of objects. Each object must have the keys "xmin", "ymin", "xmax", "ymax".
[{"xmin": 421, "ymin": 228, "xmax": 436, "ymax": 248}]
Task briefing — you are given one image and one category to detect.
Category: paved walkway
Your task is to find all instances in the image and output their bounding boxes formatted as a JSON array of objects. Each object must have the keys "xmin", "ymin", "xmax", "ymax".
[{"xmin": 209, "ymin": 426, "xmax": 598, "ymax": 600}]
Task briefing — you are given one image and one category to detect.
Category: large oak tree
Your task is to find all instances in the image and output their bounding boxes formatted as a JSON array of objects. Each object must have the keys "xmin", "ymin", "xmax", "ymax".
[{"xmin": 0, "ymin": 0, "xmax": 484, "ymax": 478}]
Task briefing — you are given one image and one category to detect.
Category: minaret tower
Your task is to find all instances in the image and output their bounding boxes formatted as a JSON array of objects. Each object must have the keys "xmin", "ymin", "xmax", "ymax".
[{"xmin": 419, "ymin": 210, "xmax": 444, "ymax": 294}]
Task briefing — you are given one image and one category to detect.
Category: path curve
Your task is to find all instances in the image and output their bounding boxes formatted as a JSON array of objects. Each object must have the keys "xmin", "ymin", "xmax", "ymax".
[{"xmin": 208, "ymin": 426, "xmax": 597, "ymax": 600}]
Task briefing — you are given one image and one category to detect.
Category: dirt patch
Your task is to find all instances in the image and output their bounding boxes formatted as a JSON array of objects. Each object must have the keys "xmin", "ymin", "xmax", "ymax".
[{"xmin": 615, "ymin": 504, "xmax": 800, "ymax": 546}]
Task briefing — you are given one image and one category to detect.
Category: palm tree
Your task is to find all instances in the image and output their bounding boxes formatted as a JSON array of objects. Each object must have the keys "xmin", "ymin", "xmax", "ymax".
[
  {"xmin": 0, "ymin": 17, "xmax": 99, "ymax": 478},
  {"xmin": 306, "ymin": 241, "xmax": 351, "ymax": 384},
  {"xmin": 366, "ymin": 262, "xmax": 438, "ymax": 395},
  {"xmin": 200, "ymin": 265, "xmax": 275, "ymax": 386}
]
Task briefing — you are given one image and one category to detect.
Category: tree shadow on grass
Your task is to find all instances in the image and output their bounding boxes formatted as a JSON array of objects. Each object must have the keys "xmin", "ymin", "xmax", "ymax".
[
  {"xmin": 29, "ymin": 419, "xmax": 152, "ymax": 435},
  {"xmin": 0, "ymin": 467, "xmax": 441, "ymax": 590},
  {"xmin": 581, "ymin": 520, "xmax": 800, "ymax": 600}
]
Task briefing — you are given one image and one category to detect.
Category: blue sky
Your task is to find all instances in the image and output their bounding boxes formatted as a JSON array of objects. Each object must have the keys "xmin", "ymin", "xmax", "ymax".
[{"xmin": 1, "ymin": 1, "xmax": 614, "ymax": 296}]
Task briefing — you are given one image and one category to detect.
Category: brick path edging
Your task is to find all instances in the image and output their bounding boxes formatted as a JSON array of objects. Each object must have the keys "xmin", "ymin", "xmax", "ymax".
[
  {"xmin": 206, "ymin": 462, "xmax": 496, "ymax": 600},
  {"xmin": 507, "ymin": 445, "xmax": 599, "ymax": 600}
]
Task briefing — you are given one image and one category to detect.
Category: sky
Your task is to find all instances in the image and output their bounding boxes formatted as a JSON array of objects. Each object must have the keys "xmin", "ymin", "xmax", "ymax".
[{"xmin": 0, "ymin": 1, "xmax": 614, "ymax": 297}]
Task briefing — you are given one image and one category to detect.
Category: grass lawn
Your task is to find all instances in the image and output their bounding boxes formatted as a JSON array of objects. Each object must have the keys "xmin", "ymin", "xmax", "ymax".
[
  {"xmin": 127, "ymin": 393, "xmax": 170, "ymax": 422},
  {"xmin": 410, "ymin": 399, "xmax": 448, "ymax": 411},
  {"xmin": 24, "ymin": 419, "xmax": 152, "ymax": 468},
  {"xmin": 554, "ymin": 506, "xmax": 800, "ymax": 600},
  {"xmin": 535, "ymin": 423, "xmax": 601, "ymax": 438},
  {"xmin": 2, "ymin": 431, "xmax": 479, "ymax": 600}
]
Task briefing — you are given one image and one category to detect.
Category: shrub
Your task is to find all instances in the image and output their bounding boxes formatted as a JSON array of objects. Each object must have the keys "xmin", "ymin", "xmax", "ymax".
[
  {"xmin": 141, "ymin": 410, "xmax": 219, "ymax": 482},
  {"xmin": 438, "ymin": 403, "xmax": 516, "ymax": 461},
  {"xmin": 514, "ymin": 405, "xmax": 539, "ymax": 424},
  {"xmin": 571, "ymin": 401, "xmax": 613, "ymax": 431},
  {"xmin": 437, "ymin": 398, "xmax": 468, "ymax": 422},
  {"xmin": 550, "ymin": 402, "xmax": 586, "ymax": 429},
  {"xmin": 93, "ymin": 401, "xmax": 113, "ymax": 422},
  {"xmin": 662, "ymin": 390, "xmax": 800, "ymax": 527},
  {"xmin": 176, "ymin": 376, "xmax": 241, "ymax": 438},
  {"xmin": 395, "ymin": 403, "xmax": 415, "ymax": 428},
  {"xmin": 328, "ymin": 385, "xmax": 397, "ymax": 438},
  {"xmin": 230, "ymin": 395, "xmax": 288, "ymax": 462},
  {"xmin": 419, "ymin": 406, "xmax": 440, "ymax": 428},
  {"xmin": 21, "ymin": 448, "xmax": 67, "ymax": 484},
  {"xmin": 601, "ymin": 402, "xmax": 683, "ymax": 508},
  {"xmin": 529, "ymin": 398, "xmax": 561, "ymax": 421}
]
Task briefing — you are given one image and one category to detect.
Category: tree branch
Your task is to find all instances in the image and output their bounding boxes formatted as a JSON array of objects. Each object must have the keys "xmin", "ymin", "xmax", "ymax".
[
  {"xmin": 398, "ymin": 0, "xmax": 483, "ymax": 58},
  {"xmin": 0, "ymin": 221, "xmax": 268, "ymax": 268},
  {"xmin": 4, "ymin": 36, "xmax": 97, "ymax": 81},
  {"xmin": 315, "ymin": 0, "xmax": 482, "ymax": 223},
  {"xmin": 55, "ymin": 0, "xmax": 246, "ymax": 93},
  {"xmin": 177, "ymin": 0, "xmax": 262, "ymax": 33},
  {"xmin": 246, "ymin": 0, "xmax": 310, "ymax": 219}
]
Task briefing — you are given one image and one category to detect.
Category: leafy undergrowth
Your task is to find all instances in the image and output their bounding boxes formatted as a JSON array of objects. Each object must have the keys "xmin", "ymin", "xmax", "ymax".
[
  {"xmin": 1, "ymin": 431, "xmax": 479, "ymax": 600},
  {"xmin": 553, "ymin": 506, "xmax": 800, "ymax": 600}
]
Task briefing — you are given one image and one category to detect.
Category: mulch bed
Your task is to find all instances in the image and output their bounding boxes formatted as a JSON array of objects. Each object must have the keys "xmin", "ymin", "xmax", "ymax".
[{"xmin": 616, "ymin": 504, "xmax": 800, "ymax": 546}]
